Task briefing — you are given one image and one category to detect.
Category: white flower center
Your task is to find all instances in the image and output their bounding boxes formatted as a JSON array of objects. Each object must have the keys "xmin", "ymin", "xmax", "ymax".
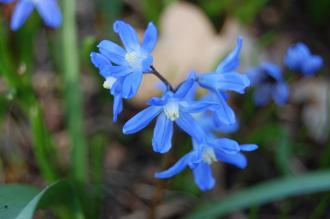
[
  {"xmin": 164, "ymin": 100, "xmax": 180, "ymax": 121},
  {"xmin": 202, "ymin": 147, "xmax": 217, "ymax": 164},
  {"xmin": 103, "ymin": 76, "xmax": 117, "ymax": 89},
  {"xmin": 125, "ymin": 51, "xmax": 142, "ymax": 69}
]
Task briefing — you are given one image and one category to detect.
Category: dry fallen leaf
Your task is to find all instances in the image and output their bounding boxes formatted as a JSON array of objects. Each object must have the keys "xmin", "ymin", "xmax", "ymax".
[
  {"xmin": 132, "ymin": 2, "xmax": 256, "ymax": 105},
  {"xmin": 291, "ymin": 78, "xmax": 330, "ymax": 143}
]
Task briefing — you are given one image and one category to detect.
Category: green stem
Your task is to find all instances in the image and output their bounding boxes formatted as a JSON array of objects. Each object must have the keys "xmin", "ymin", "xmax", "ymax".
[
  {"xmin": 60, "ymin": 0, "xmax": 87, "ymax": 183},
  {"xmin": 28, "ymin": 104, "xmax": 57, "ymax": 181}
]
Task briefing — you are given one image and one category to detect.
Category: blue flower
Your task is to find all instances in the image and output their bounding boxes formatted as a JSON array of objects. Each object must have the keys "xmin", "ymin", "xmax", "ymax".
[
  {"xmin": 190, "ymin": 91, "xmax": 240, "ymax": 134},
  {"xmin": 191, "ymin": 37, "xmax": 250, "ymax": 125},
  {"xmin": 247, "ymin": 62, "xmax": 289, "ymax": 106},
  {"xmin": 284, "ymin": 42, "xmax": 323, "ymax": 76},
  {"xmin": 90, "ymin": 52, "xmax": 124, "ymax": 122},
  {"xmin": 0, "ymin": 0, "xmax": 62, "ymax": 30},
  {"xmin": 95, "ymin": 21, "xmax": 157, "ymax": 99},
  {"xmin": 123, "ymin": 79, "xmax": 218, "ymax": 153},
  {"xmin": 155, "ymin": 137, "xmax": 257, "ymax": 191}
]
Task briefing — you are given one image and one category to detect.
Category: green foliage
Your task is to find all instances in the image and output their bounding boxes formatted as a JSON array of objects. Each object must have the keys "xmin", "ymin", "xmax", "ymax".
[
  {"xmin": 0, "ymin": 181, "xmax": 84, "ymax": 219},
  {"xmin": 308, "ymin": 0, "xmax": 330, "ymax": 27},
  {"xmin": 141, "ymin": 0, "xmax": 177, "ymax": 24},
  {"xmin": 96, "ymin": 0, "xmax": 122, "ymax": 37},
  {"xmin": 0, "ymin": 184, "xmax": 39, "ymax": 219},
  {"xmin": 197, "ymin": 0, "xmax": 268, "ymax": 23},
  {"xmin": 60, "ymin": 0, "xmax": 87, "ymax": 184},
  {"xmin": 185, "ymin": 170, "xmax": 330, "ymax": 219}
]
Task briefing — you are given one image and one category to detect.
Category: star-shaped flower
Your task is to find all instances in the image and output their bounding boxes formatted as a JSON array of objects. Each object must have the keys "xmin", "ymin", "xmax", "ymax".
[
  {"xmin": 95, "ymin": 21, "xmax": 157, "ymax": 99},
  {"xmin": 123, "ymin": 79, "xmax": 218, "ymax": 153},
  {"xmin": 155, "ymin": 137, "xmax": 257, "ymax": 191}
]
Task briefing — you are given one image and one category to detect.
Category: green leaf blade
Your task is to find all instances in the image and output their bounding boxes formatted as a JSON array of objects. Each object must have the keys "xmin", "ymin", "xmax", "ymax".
[
  {"xmin": 185, "ymin": 170, "xmax": 330, "ymax": 219},
  {"xmin": 0, "ymin": 180, "xmax": 84, "ymax": 219},
  {"xmin": 0, "ymin": 185, "xmax": 40, "ymax": 219}
]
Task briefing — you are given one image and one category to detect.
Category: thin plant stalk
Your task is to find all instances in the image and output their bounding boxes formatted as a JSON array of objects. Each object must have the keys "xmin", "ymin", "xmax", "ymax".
[{"xmin": 60, "ymin": 0, "xmax": 88, "ymax": 184}]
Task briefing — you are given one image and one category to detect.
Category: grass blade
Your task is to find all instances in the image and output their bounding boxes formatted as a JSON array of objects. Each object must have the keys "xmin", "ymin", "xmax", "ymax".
[
  {"xmin": 60, "ymin": 0, "xmax": 88, "ymax": 183},
  {"xmin": 185, "ymin": 170, "xmax": 330, "ymax": 219}
]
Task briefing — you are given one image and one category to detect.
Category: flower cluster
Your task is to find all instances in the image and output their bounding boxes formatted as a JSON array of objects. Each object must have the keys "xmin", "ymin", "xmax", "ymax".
[
  {"xmin": 284, "ymin": 42, "xmax": 323, "ymax": 76},
  {"xmin": 0, "ymin": 0, "xmax": 62, "ymax": 30},
  {"xmin": 246, "ymin": 62, "xmax": 289, "ymax": 106},
  {"xmin": 247, "ymin": 42, "xmax": 322, "ymax": 106},
  {"xmin": 91, "ymin": 21, "xmax": 257, "ymax": 191}
]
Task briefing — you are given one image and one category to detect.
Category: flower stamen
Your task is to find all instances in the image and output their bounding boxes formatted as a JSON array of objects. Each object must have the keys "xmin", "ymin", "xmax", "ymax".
[
  {"xmin": 103, "ymin": 76, "xmax": 117, "ymax": 89},
  {"xmin": 164, "ymin": 100, "xmax": 180, "ymax": 121},
  {"xmin": 202, "ymin": 147, "xmax": 217, "ymax": 164}
]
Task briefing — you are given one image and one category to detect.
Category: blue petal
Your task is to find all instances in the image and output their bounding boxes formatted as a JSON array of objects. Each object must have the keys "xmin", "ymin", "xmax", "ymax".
[
  {"xmin": 192, "ymin": 163, "xmax": 215, "ymax": 191},
  {"xmin": 152, "ymin": 113, "xmax": 174, "ymax": 153},
  {"xmin": 215, "ymin": 151, "xmax": 247, "ymax": 169},
  {"xmin": 97, "ymin": 40, "xmax": 127, "ymax": 65},
  {"xmin": 253, "ymin": 85, "xmax": 272, "ymax": 106},
  {"xmin": 155, "ymin": 153, "xmax": 191, "ymax": 178},
  {"xmin": 90, "ymin": 52, "xmax": 111, "ymax": 72},
  {"xmin": 240, "ymin": 144, "xmax": 258, "ymax": 151},
  {"xmin": 216, "ymin": 37, "xmax": 243, "ymax": 73},
  {"xmin": 174, "ymin": 79, "xmax": 195, "ymax": 98},
  {"xmin": 10, "ymin": 0, "xmax": 34, "ymax": 30},
  {"xmin": 123, "ymin": 106, "xmax": 161, "ymax": 134},
  {"xmin": 110, "ymin": 78, "xmax": 123, "ymax": 95},
  {"xmin": 261, "ymin": 62, "xmax": 283, "ymax": 81},
  {"xmin": 121, "ymin": 71, "xmax": 143, "ymax": 98},
  {"xmin": 214, "ymin": 92, "xmax": 236, "ymax": 125},
  {"xmin": 284, "ymin": 43, "xmax": 310, "ymax": 71},
  {"xmin": 198, "ymin": 72, "xmax": 250, "ymax": 94},
  {"xmin": 218, "ymin": 72, "xmax": 250, "ymax": 93},
  {"xmin": 272, "ymin": 82, "xmax": 289, "ymax": 105},
  {"xmin": 35, "ymin": 0, "xmax": 62, "ymax": 28},
  {"xmin": 142, "ymin": 55, "xmax": 153, "ymax": 72},
  {"xmin": 99, "ymin": 66, "xmax": 113, "ymax": 78},
  {"xmin": 102, "ymin": 65, "xmax": 132, "ymax": 77},
  {"xmin": 185, "ymin": 83, "xmax": 198, "ymax": 101},
  {"xmin": 213, "ymin": 118, "xmax": 239, "ymax": 134},
  {"xmin": 0, "ymin": 0, "xmax": 15, "ymax": 3},
  {"xmin": 98, "ymin": 40, "xmax": 126, "ymax": 56},
  {"xmin": 212, "ymin": 138, "xmax": 240, "ymax": 155},
  {"xmin": 112, "ymin": 94, "xmax": 123, "ymax": 122},
  {"xmin": 301, "ymin": 55, "xmax": 323, "ymax": 76},
  {"xmin": 147, "ymin": 96, "xmax": 168, "ymax": 106},
  {"xmin": 180, "ymin": 100, "xmax": 218, "ymax": 113},
  {"xmin": 246, "ymin": 67, "xmax": 264, "ymax": 86},
  {"xmin": 113, "ymin": 20, "xmax": 139, "ymax": 51},
  {"xmin": 175, "ymin": 112, "xmax": 205, "ymax": 143},
  {"xmin": 142, "ymin": 22, "xmax": 157, "ymax": 52}
]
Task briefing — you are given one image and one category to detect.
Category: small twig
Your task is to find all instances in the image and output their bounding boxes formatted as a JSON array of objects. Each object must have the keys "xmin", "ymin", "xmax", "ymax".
[{"xmin": 147, "ymin": 66, "xmax": 175, "ymax": 92}]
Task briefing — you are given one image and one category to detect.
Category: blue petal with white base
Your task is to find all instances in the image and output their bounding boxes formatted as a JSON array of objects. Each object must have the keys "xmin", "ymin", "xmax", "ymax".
[
  {"xmin": 155, "ymin": 137, "xmax": 257, "ymax": 191},
  {"xmin": 94, "ymin": 21, "xmax": 158, "ymax": 99},
  {"xmin": 123, "ymin": 78, "xmax": 218, "ymax": 153}
]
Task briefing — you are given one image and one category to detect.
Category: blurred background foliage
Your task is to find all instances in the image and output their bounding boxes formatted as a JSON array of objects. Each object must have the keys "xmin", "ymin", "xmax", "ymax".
[{"xmin": 0, "ymin": 0, "xmax": 330, "ymax": 218}]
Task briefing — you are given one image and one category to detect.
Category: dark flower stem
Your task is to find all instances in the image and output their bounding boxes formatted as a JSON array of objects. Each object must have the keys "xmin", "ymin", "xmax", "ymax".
[{"xmin": 149, "ymin": 65, "xmax": 175, "ymax": 92}]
